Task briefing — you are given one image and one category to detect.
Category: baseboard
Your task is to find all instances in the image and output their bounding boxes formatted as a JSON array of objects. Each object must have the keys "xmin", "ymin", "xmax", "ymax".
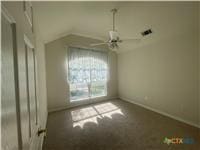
[
  {"xmin": 119, "ymin": 97, "xmax": 200, "ymax": 129},
  {"xmin": 48, "ymin": 97, "xmax": 118, "ymax": 113}
]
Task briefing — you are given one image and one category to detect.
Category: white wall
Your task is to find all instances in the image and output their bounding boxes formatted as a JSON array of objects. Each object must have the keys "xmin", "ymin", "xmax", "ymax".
[
  {"xmin": 118, "ymin": 4, "xmax": 199, "ymax": 127},
  {"xmin": 45, "ymin": 34, "xmax": 118, "ymax": 112}
]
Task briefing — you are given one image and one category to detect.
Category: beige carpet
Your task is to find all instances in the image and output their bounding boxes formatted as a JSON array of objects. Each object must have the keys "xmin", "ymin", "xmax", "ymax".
[{"xmin": 43, "ymin": 99, "xmax": 200, "ymax": 150}]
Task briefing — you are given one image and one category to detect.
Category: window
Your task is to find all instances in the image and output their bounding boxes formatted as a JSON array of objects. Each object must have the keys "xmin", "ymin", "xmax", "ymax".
[{"xmin": 68, "ymin": 47, "xmax": 108, "ymax": 101}]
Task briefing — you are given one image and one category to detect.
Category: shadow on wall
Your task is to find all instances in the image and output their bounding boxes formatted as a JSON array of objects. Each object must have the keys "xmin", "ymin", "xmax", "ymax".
[{"xmin": 71, "ymin": 102, "xmax": 124, "ymax": 129}]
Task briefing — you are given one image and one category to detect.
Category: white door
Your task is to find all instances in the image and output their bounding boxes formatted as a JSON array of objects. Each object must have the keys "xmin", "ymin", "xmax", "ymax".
[{"xmin": 2, "ymin": 5, "xmax": 43, "ymax": 150}]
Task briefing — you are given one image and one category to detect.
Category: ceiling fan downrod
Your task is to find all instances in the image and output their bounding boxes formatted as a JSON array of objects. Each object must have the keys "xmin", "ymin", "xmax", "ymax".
[{"xmin": 111, "ymin": 8, "xmax": 118, "ymax": 31}]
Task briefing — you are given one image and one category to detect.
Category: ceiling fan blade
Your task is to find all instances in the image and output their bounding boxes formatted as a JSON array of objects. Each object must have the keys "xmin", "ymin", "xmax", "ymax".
[
  {"xmin": 90, "ymin": 42, "xmax": 108, "ymax": 46},
  {"xmin": 120, "ymin": 38, "xmax": 141, "ymax": 43}
]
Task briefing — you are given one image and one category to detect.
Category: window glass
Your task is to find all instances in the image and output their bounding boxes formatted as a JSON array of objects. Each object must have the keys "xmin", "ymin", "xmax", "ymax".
[{"xmin": 68, "ymin": 47, "xmax": 108, "ymax": 101}]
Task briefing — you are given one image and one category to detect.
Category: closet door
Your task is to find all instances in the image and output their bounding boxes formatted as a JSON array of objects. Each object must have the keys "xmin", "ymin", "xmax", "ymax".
[{"xmin": 1, "ymin": 8, "xmax": 19, "ymax": 150}]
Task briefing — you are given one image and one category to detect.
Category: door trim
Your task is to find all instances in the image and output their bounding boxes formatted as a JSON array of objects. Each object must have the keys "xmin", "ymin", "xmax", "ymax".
[
  {"xmin": 24, "ymin": 34, "xmax": 40, "ymax": 149},
  {"xmin": 24, "ymin": 34, "xmax": 34, "ymax": 49},
  {"xmin": 24, "ymin": 35, "xmax": 37, "ymax": 125},
  {"xmin": 1, "ymin": 5, "xmax": 16, "ymax": 24}
]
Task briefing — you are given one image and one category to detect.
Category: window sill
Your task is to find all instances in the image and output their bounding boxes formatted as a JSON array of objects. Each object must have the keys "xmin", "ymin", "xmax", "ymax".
[{"xmin": 70, "ymin": 94, "xmax": 107, "ymax": 103}]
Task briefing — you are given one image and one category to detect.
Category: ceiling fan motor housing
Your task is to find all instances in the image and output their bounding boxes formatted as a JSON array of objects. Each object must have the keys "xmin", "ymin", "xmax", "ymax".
[
  {"xmin": 109, "ymin": 31, "xmax": 119, "ymax": 41},
  {"xmin": 90, "ymin": 8, "xmax": 141, "ymax": 50}
]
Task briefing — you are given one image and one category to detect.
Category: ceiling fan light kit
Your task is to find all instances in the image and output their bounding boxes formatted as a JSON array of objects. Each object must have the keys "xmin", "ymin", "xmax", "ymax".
[{"xmin": 90, "ymin": 8, "xmax": 144, "ymax": 51}]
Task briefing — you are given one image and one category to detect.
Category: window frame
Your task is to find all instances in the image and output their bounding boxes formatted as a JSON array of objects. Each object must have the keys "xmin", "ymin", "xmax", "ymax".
[{"xmin": 67, "ymin": 46, "xmax": 109, "ymax": 102}]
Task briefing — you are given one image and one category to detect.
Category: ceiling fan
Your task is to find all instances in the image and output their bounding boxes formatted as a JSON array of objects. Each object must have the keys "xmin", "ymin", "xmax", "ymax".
[{"xmin": 90, "ymin": 8, "xmax": 141, "ymax": 50}]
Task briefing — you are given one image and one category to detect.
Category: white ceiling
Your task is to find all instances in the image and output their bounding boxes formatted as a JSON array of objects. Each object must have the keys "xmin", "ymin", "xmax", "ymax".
[{"xmin": 33, "ymin": 2, "xmax": 198, "ymax": 52}]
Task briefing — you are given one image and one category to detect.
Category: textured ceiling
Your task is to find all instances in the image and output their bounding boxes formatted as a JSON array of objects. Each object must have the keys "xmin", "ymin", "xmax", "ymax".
[{"xmin": 33, "ymin": 2, "xmax": 198, "ymax": 52}]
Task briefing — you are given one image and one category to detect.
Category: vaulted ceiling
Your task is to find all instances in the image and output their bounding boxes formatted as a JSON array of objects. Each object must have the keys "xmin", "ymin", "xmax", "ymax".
[{"xmin": 33, "ymin": 2, "xmax": 198, "ymax": 52}]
